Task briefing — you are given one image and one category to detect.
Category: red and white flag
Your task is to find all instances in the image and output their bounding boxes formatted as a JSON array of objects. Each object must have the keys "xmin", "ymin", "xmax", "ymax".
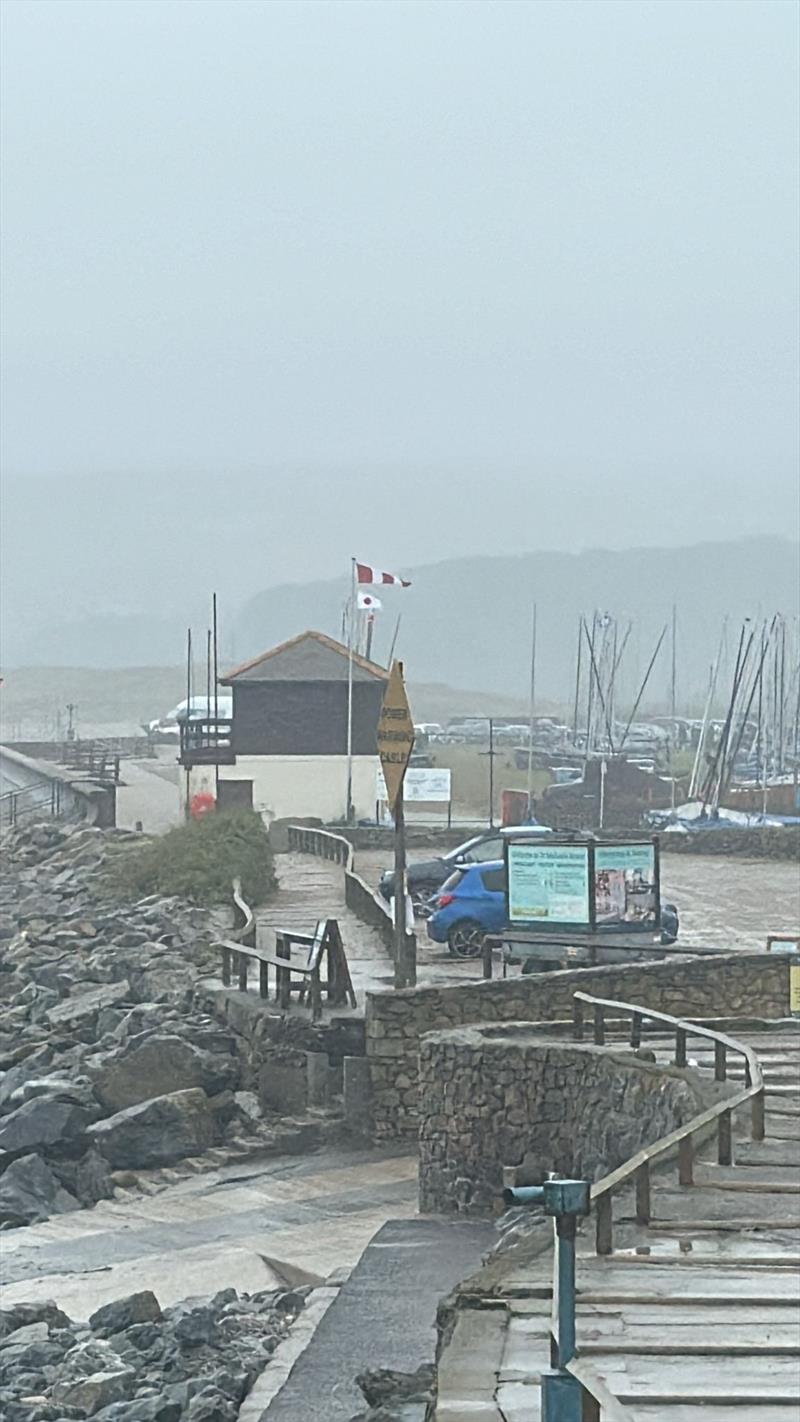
[
  {"xmin": 357, "ymin": 591, "xmax": 382, "ymax": 611},
  {"xmin": 356, "ymin": 561, "xmax": 411, "ymax": 587}
]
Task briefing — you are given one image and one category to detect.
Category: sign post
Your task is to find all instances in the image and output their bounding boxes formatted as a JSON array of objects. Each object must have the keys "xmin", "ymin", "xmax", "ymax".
[{"xmin": 377, "ymin": 661, "xmax": 416, "ymax": 988}]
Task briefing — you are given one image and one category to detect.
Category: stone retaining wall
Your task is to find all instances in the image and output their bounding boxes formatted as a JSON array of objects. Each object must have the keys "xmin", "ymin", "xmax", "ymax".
[
  {"xmin": 418, "ymin": 1025, "xmax": 708, "ymax": 1215},
  {"xmin": 366, "ymin": 952, "xmax": 789, "ymax": 1139}
]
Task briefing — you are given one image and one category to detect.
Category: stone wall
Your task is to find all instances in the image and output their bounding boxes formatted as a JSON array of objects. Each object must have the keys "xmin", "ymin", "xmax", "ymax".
[
  {"xmin": 366, "ymin": 952, "xmax": 789, "ymax": 1139},
  {"xmin": 418, "ymin": 1025, "xmax": 708, "ymax": 1215},
  {"xmin": 201, "ymin": 985, "xmax": 366, "ymax": 1115}
]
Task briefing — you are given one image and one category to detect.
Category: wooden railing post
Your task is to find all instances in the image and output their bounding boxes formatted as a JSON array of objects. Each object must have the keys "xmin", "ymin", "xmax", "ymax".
[
  {"xmin": 751, "ymin": 1087, "xmax": 766, "ymax": 1142},
  {"xmin": 635, "ymin": 1162, "xmax": 651, "ymax": 1224},
  {"xmin": 221, "ymin": 945, "xmax": 231, "ymax": 987},
  {"xmin": 310, "ymin": 966, "xmax": 322, "ymax": 1023},
  {"xmin": 237, "ymin": 953, "xmax": 248, "ymax": 992},
  {"xmin": 630, "ymin": 1012, "xmax": 642, "ymax": 1049},
  {"xmin": 675, "ymin": 1027, "xmax": 686, "ymax": 1067},
  {"xmin": 714, "ymin": 1041, "xmax": 727, "ymax": 1082},
  {"xmin": 276, "ymin": 935, "xmax": 291, "ymax": 1010},
  {"xmin": 593, "ymin": 1004, "xmax": 605, "ymax": 1046},
  {"xmin": 482, "ymin": 937, "xmax": 493, "ymax": 979},
  {"xmin": 718, "ymin": 1108, "xmax": 733, "ymax": 1165},
  {"xmin": 678, "ymin": 1134, "xmax": 694, "ymax": 1186},
  {"xmin": 259, "ymin": 960, "xmax": 269, "ymax": 1000},
  {"xmin": 573, "ymin": 999, "xmax": 584, "ymax": 1042},
  {"xmin": 595, "ymin": 1194, "xmax": 613, "ymax": 1255}
]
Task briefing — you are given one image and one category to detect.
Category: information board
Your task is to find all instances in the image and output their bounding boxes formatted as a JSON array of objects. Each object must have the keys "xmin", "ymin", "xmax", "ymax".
[
  {"xmin": 594, "ymin": 842, "xmax": 659, "ymax": 929},
  {"xmin": 376, "ymin": 767, "xmax": 451, "ymax": 803},
  {"xmin": 507, "ymin": 842, "xmax": 591, "ymax": 927}
]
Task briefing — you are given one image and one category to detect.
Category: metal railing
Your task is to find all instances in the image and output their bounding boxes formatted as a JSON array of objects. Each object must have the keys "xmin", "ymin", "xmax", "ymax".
[
  {"xmin": 0, "ymin": 779, "xmax": 63, "ymax": 828},
  {"xmin": 571, "ymin": 990, "xmax": 765, "ymax": 1255}
]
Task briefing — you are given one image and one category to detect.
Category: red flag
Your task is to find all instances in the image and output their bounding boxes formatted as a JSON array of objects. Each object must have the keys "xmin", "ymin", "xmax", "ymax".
[{"xmin": 356, "ymin": 561, "xmax": 411, "ymax": 587}]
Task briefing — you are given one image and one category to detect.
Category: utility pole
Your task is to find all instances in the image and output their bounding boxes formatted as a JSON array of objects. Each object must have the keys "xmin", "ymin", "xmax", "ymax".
[
  {"xmin": 184, "ymin": 627, "xmax": 192, "ymax": 819},
  {"xmin": 526, "ymin": 603, "xmax": 537, "ymax": 817},
  {"xmin": 670, "ymin": 604, "xmax": 677, "ymax": 811},
  {"xmin": 212, "ymin": 593, "xmax": 220, "ymax": 801},
  {"xmin": 481, "ymin": 718, "xmax": 497, "ymax": 827},
  {"xmin": 572, "ymin": 616, "xmax": 582, "ymax": 744}
]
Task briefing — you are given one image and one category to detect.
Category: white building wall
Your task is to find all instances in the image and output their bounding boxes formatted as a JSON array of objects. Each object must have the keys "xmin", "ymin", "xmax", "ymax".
[{"xmin": 183, "ymin": 755, "xmax": 379, "ymax": 824}]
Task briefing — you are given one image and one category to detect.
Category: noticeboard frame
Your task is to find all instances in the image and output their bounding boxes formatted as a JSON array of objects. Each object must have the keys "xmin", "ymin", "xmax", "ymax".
[{"xmin": 503, "ymin": 834, "xmax": 662, "ymax": 935}]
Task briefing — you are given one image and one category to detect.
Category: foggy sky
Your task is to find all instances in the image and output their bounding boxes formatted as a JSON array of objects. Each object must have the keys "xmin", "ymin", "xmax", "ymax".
[{"xmin": 1, "ymin": 0, "xmax": 798, "ymax": 630}]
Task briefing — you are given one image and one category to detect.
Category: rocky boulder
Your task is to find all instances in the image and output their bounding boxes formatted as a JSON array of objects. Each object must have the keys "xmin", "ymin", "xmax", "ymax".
[
  {"xmin": 87, "ymin": 1089, "xmax": 221, "ymax": 1169},
  {"xmin": 89, "ymin": 1292, "xmax": 162, "ymax": 1337},
  {"xmin": 46, "ymin": 981, "xmax": 132, "ymax": 1031},
  {"xmin": 0, "ymin": 1153, "xmax": 80, "ymax": 1226},
  {"xmin": 0, "ymin": 1096, "xmax": 93, "ymax": 1156},
  {"xmin": 89, "ymin": 1035, "xmax": 239, "ymax": 1113}
]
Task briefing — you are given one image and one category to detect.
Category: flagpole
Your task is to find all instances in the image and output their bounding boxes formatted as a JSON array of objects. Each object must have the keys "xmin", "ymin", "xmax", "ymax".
[
  {"xmin": 526, "ymin": 602, "xmax": 537, "ymax": 818},
  {"xmin": 345, "ymin": 557, "xmax": 356, "ymax": 822}
]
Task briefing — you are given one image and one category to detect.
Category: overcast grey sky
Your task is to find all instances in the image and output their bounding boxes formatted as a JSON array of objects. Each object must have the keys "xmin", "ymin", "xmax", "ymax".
[{"xmin": 1, "ymin": 0, "xmax": 798, "ymax": 630}]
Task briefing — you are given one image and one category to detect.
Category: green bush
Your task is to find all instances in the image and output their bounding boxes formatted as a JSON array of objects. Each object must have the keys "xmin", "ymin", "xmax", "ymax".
[{"xmin": 112, "ymin": 809, "xmax": 277, "ymax": 906}]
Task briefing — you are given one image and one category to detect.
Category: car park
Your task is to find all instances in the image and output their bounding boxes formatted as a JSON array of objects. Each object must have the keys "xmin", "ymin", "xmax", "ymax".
[{"xmin": 379, "ymin": 821, "xmax": 552, "ymax": 918}]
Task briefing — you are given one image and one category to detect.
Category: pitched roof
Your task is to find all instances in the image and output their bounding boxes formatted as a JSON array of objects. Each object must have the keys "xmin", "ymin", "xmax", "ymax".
[{"xmin": 220, "ymin": 630, "xmax": 390, "ymax": 685}]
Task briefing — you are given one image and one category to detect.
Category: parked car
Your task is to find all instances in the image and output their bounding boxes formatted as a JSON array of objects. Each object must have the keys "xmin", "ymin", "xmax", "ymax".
[
  {"xmin": 426, "ymin": 861, "xmax": 507, "ymax": 958},
  {"xmin": 378, "ymin": 822, "xmax": 551, "ymax": 918},
  {"xmin": 148, "ymin": 695, "xmax": 233, "ymax": 736}
]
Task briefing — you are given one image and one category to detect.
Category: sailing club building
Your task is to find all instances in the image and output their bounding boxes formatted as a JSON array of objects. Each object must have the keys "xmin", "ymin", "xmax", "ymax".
[{"xmin": 182, "ymin": 631, "xmax": 387, "ymax": 823}]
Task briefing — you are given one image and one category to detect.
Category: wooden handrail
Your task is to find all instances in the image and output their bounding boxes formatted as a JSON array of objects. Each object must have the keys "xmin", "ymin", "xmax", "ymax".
[
  {"xmin": 571, "ymin": 989, "xmax": 765, "ymax": 1254},
  {"xmin": 219, "ymin": 878, "xmax": 355, "ymax": 1020},
  {"xmin": 287, "ymin": 824, "xmax": 355, "ymax": 871},
  {"xmin": 231, "ymin": 876, "xmax": 256, "ymax": 945}
]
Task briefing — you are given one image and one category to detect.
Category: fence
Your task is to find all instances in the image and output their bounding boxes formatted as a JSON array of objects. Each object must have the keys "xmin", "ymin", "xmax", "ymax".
[
  {"xmin": 0, "ymin": 779, "xmax": 63, "ymax": 829},
  {"xmin": 287, "ymin": 823, "xmax": 415, "ymax": 961}
]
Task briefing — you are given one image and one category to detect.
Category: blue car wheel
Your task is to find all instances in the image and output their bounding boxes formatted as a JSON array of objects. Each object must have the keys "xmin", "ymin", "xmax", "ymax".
[{"xmin": 447, "ymin": 919, "xmax": 485, "ymax": 959}]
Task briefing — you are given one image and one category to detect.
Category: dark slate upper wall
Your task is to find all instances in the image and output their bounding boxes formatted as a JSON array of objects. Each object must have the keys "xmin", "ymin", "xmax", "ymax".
[{"xmin": 232, "ymin": 680, "xmax": 384, "ymax": 755}]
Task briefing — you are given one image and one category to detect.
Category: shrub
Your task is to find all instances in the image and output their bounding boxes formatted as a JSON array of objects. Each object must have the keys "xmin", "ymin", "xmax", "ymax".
[{"xmin": 112, "ymin": 809, "xmax": 277, "ymax": 906}]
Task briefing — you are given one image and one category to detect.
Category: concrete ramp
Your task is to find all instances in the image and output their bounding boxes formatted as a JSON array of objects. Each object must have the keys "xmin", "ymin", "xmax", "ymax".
[{"xmin": 260, "ymin": 1217, "xmax": 496, "ymax": 1422}]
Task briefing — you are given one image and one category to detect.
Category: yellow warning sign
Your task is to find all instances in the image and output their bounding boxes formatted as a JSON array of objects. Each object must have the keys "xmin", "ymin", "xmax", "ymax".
[
  {"xmin": 790, "ymin": 963, "xmax": 800, "ymax": 1019},
  {"xmin": 377, "ymin": 660, "xmax": 415, "ymax": 811}
]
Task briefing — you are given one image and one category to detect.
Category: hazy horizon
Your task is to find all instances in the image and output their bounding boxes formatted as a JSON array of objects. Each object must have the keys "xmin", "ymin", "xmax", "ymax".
[{"xmin": 1, "ymin": 0, "xmax": 798, "ymax": 651}]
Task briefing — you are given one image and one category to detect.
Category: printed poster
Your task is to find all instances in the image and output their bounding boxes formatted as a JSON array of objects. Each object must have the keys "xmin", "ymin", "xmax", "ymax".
[
  {"xmin": 507, "ymin": 842, "xmax": 590, "ymax": 925},
  {"xmin": 594, "ymin": 843, "xmax": 657, "ymax": 926}
]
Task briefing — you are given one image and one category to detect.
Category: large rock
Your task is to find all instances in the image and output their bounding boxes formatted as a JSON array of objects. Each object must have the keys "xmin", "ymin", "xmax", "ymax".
[
  {"xmin": 90, "ymin": 1035, "xmax": 239, "ymax": 1113},
  {"xmin": 5, "ymin": 1074, "xmax": 97, "ymax": 1113},
  {"xmin": 46, "ymin": 981, "xmax": 131, "ymax": 1030},
  {"xmin": 0, "ymin": 1153, "xmax": 80, "ymax": 1226},
  {"xmin": 54, "ymin": 1366, "xmax": 136, "ymax": 1415},
  {"xmin": 90, "ymin": 1292, "xmax": 162, "ymax": 1336},
  {"xmin": 87, "ymin": 1089, "xmax": 220, "ymax": 1169},
  {"xmin": 0, "ymin": 1300, "xmax": 72, "ymax": 1339},
  {"xmin": 0, "ymin": 1096, "xmax": 92, "ymax": 1156}
]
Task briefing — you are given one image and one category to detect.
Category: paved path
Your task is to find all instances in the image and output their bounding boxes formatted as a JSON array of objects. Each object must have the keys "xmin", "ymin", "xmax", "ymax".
[
  {"xmin": 262, "ymin": 1217, "xmax": 495, "ymax": 1422},
  {"xmin": 0, "ymin": 1145, "xmax": 417, "ymax": 1321},
  {"xmin": 255, "ymin": 852, "xmax": 397, "ymax": 1006},
  {"xmin": 116, "ymin": 756, "xmax": 182, "ymax": 834},
  {"xmin": 437, "ymin": 1021, "xmax": 800, "ymax": 1422}
]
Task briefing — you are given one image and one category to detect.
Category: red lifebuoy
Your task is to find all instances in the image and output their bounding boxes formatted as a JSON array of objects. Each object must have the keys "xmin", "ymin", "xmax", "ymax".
[{"xmin": 189, "ymin": 791, "xmax": 216, "ymax": 820}]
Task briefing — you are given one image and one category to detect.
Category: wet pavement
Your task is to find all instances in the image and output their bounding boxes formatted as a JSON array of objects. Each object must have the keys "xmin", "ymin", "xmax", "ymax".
[
  {"xmin": 354, "ymin": 847, "xmax": 800, "ymax": 954},
  {"xmin": 0, "ymin": 1146, "xmax": 418, "ymax": 1320}
]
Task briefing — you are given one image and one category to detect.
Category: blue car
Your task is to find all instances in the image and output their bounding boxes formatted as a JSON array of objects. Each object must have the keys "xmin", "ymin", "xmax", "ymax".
[{"xmin": 427, "ymin": 860, "xmax": 507, "ymax": 958}]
